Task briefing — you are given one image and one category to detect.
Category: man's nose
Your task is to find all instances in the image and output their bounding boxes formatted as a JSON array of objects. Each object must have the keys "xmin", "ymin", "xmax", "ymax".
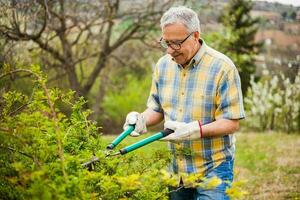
[{"xmin": 166, "ymin": 46, "xmax": 176, "ymax": 54}]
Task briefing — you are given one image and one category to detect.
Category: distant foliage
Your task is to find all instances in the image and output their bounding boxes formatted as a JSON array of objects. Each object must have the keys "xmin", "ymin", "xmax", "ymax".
[
  {"xmin": 102, "ymin": 74, "xmax": 151, "ymax": 128},
  {"xmin": 218, "ymin": 0, "xmax": 261, "ymax": 95},
  {"xmin": 245, "ymin": 69, "xmax": 300, "ymax": 133}
]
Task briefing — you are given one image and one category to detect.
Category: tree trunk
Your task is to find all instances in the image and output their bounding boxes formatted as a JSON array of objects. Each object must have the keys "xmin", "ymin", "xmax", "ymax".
[
  {"xmin": 90, "ymin": 71, "xmax": 109, "ymax": 121},
  {"xmin": 82, "ymin": 52, "xmax": 108, "ymax": 97},
  {"xmin": 65, "ymin": 64, "xmax": 82, "ymax": 96}
]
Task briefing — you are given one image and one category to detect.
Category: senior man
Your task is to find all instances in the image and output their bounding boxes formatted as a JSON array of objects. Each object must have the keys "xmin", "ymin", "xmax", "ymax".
[{"xmin": 123, "ymin": 6, "xmax": 245, "ymax": 200}]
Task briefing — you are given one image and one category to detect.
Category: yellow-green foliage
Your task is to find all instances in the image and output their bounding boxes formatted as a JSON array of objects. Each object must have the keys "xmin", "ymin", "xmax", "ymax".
[
  {"xmin": 226, "ymin": 180, "xmax": 249, "ymax": 199},
  {"xmin": 0, "ymin": 66, "xmax": 247, "ymax": 199}
]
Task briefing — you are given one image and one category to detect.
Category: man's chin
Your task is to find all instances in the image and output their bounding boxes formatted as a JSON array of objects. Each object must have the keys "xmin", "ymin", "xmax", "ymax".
[{"xmin": 172, "ymin": 57, "xmax": 184, "ymax": 65}]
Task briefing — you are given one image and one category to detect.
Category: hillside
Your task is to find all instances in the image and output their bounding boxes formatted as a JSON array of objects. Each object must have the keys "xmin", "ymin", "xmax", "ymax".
[{"xmin": 197, "ymin": 0, "xmax": 300, "ymax": 78}]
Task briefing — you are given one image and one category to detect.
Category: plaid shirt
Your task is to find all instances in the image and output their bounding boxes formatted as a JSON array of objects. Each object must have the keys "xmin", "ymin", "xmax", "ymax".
[{"xmin": 147, "ymin": 39, "xmax": 245, "ymax": 178}]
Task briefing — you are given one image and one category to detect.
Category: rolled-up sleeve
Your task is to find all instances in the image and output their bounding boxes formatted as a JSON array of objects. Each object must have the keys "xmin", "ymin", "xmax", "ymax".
[
  {"xmin": 215, "ymin": 68, "xmax": 245, "ymax": 120},
  {"xmin": 147, "ymin": 64, "xmax": 163, "ymax": 113}
]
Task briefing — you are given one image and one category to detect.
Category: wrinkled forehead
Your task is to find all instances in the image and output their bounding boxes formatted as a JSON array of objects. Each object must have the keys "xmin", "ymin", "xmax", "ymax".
[
  {"xmin": 162, "ymin": 22, "xmax": 189, "ymax": 36},
  {"xmin": 161, "ymin": 21, "xmax": 189, "ymax": 32}
]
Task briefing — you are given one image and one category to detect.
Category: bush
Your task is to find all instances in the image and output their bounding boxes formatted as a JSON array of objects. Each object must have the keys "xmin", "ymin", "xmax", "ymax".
[
  {"xmin": 244, "ymin": 69, "xmax": 300, "ymax": 133},
  {"xmin": 0, "ymin": 66, "xmax": 247, "ymax": 199},
  {"xmin": 0, "ymin": 66, "xmax": 172, "ymax": 199}
]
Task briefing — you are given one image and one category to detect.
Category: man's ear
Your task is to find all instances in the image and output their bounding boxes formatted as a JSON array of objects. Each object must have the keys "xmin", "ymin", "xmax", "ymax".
[{"xmin": 193, "ymin": 31, "xmax": 200, "ymax": 40}]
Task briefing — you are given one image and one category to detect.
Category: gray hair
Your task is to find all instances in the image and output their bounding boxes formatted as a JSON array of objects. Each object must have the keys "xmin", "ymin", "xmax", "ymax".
[{"xmin": 160, "ymin": 6, "xmax": 201, "ymax": 33}]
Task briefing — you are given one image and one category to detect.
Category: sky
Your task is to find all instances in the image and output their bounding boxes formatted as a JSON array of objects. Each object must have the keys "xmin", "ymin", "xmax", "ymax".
[{"xmin": 254, "ymin": 0, "xmax": 300, "ymax": 6}]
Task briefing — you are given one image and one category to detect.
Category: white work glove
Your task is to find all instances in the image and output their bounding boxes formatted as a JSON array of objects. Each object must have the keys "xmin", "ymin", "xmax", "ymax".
[
  {"xmin": 161, "ymin": 120, "xmax": 202, "ymax": 142},
  {"xmin": 123, "ymin": 111, "xmax": 147, "ymax": 137}
]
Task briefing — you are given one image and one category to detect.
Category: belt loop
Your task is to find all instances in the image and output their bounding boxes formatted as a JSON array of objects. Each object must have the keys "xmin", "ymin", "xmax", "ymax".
[{"xmin": 179, "ymin": 176, "xmax": 184, "ymax": 187}]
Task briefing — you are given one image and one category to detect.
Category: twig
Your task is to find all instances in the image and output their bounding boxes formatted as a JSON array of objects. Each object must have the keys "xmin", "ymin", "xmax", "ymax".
[
  {"xmin": 0, "ymin": 145, "xmax": 34, "ymax": 160},
  {"xmin": 7, "ymin": 85, "xmax": 37, "ymax": 116},
  {"xmin": 81, "ymin": 156, "xmax": 100, "ymax": 171}
]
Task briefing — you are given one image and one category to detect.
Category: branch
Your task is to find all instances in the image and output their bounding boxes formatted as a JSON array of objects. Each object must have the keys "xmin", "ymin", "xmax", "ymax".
[
  {"xmin": 0, "ymin": 145, "xmax": 34, "ymax": 160},
  {"xmin": 34, "ymin": 38, "xmax": 65, "ymax": 63},
  {"xmin": 0, "ymin": 2, "xmax": 66, "ymax": 64},
  {"xmin": 70, "ymin": 17, "xmax": 102, "ymax": 46},
  {"xmin": 73, "ymin": 51, "xmax": 101, "ymax": 65},
  {"xmin": 81, "ymin": 0, "xmax": 172, "ymax": 95},
  {"xmin": 82, "ymin": 18, "xmax": 114, "ymax": 94},
  {"xmin": 110, "ymin": 23, "xmax": 140, "ymax": 52},
  {"xmin": 8, "ymin": 1, "xmax": 48, "ymax": 41},
  {"xmin": 110, "ymin": 54, "xmax": 126, "ymax": 67},
  {"xmin": 7, "ymin": 85, "xmax": 36, "ymax": 117}
]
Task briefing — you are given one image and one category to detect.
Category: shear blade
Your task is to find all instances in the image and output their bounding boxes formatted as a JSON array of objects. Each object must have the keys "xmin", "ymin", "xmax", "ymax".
[{"xmin": 106, "ymin": 151, "xmax": 121, "ymax": 157}]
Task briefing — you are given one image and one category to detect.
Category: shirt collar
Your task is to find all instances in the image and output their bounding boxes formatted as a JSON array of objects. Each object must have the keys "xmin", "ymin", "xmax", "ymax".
[
  {"xmin": 174, "ymin": 38, "xmax": 207, "ymax": 69},
  {"xmin": 193, "ymin": 38, "xmax": 206, "ymax": 67}
]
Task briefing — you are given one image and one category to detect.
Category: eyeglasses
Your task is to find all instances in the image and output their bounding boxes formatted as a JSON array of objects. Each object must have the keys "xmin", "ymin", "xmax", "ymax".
[{"xmin": 159, "ymin": 32, "xmax": 194, "ymax": 50}]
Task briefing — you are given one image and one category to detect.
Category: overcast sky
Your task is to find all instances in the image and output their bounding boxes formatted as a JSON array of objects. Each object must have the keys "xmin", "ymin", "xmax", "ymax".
[{"xmin": 254, "ymin": 0, "xmax": 300, "ymax": 6}]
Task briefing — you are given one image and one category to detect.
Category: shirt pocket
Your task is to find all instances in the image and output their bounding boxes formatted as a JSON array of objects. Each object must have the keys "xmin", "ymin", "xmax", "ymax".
[{"xmin": 192, "ymin": 92, "xmax": 215, "ymax": 121}]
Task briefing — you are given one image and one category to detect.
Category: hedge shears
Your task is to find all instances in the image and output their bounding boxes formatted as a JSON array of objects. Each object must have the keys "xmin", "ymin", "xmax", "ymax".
[{"xmin": 82, "ymin": 125, "xmax": 173, "ymax": 168}]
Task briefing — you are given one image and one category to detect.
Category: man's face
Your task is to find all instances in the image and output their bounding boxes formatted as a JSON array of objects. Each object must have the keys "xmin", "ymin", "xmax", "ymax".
[{"xmin": 162, "ymin": 23, "xmax": 199, "ymax": 66}]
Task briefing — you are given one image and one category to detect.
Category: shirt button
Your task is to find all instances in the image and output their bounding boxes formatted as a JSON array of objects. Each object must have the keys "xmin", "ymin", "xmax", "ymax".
[
  {"xmin": 181, "ymin": 92, "xmax": 184, "ymax": 95},
  {"xmin": 183, "ymin": 73, "xmax": 186, "ymax": 77},
  {"xmin": 179, "ymin": 109, "xmax": 182, "ymax": 112}
]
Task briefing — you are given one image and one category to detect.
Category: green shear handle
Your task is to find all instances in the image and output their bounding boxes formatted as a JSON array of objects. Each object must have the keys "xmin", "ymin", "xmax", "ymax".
[
  {"xmin": 82, "ymin": 128, "xmax": 174, "ymax": 169},
  {"xmin": 117, "ymin": 128, "xmax": 174, "ymax": 155},
  {"xmin": 106, "ymin": 125, "xmax": 135, "ymax": 150}
]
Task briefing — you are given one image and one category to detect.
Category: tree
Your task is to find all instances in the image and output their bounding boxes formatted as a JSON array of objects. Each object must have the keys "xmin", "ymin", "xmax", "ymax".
[
  {"xmin": 0, "ymin": 0, "xmax": 178, "ymax": 120},
  {"xmin": 218, "ymin": 0, "xmax": 261, "ymax": 95},
  {"xmin": 290, "ymin": 11, "xmax": 297, "ymax": 21}
]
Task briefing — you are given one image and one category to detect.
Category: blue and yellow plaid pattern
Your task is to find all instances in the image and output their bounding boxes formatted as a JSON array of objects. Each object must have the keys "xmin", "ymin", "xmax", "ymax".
[{"xmin": 147, "ymin": 39, "xmax": 245, "ymax": 179}]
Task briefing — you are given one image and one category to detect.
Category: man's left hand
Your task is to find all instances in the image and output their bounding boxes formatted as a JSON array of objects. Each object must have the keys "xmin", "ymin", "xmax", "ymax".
[{"xmin": 160, "ymin": 120, "xmax": 202, "ymax": 142}]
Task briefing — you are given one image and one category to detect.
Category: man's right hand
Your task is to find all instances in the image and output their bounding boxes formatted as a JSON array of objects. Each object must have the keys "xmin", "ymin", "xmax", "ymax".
[{"xmin": 123, "ymin": 111, "xmax": 147, "ymax": 137}]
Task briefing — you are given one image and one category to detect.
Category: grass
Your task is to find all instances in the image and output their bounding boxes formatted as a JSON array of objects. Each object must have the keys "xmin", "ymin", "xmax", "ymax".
[
  {"xmin": 234, "ymin": 132, "xmax": 300, "ymax": 200},
  {"xmin": 103, "ymin": 131, "xmax": 300, "ymax": 199}
]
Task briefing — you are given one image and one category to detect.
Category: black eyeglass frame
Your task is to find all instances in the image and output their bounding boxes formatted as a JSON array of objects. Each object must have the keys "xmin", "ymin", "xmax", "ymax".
[{"xmin": 159, "ymin": 32, "xmax": 194, "ymax": 50}]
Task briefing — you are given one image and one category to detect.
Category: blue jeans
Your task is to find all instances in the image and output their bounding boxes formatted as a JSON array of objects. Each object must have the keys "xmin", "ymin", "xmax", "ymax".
[{"xmin": 169, "ymin": 159, "xmax": 234, "ymax": 200}]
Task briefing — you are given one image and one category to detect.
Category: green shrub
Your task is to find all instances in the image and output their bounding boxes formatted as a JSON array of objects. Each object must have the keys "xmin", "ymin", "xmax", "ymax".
[
  {"xmin": 0, "ymin": 66, "xmax": 172, "ymax": 199},
  {"xmin": 0, "ymin": 66, "xmax": 246, "ymax": 199}
]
